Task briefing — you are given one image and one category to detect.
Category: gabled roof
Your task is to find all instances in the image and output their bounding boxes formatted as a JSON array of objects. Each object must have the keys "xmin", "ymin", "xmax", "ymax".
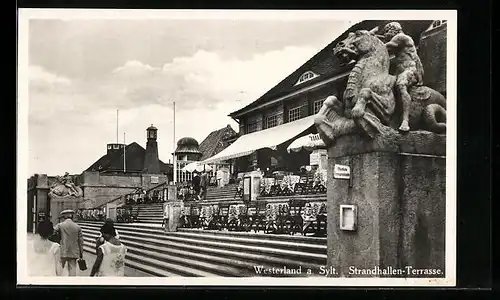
[
  {"xmin": 199, "ymin": 125, "xmax": 238, "ymax": 161},
  {"xmin": 85, "ymin": 142, "xmax": 172, "ymax": 174},
  {"xmin": 229, "ymin": 20, "xmax": 433, "ymax": 118}
]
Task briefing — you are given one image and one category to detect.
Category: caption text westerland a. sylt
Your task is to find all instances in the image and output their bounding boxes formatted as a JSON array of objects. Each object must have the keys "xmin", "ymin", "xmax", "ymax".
[{"xmin": 253, "ymin": 265, "xmax": 443, "ymax": 276}]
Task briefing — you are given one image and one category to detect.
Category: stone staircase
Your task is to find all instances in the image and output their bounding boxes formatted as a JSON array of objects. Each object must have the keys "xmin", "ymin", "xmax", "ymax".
[
  {"xmin": 77, "ymin": 220, "xmax": 327, "ymax": 277},
  {"xmin": 205, "ymin": 183, "xmax": 239, "ymax": 201},
  {"xmin": 130, "ymin": 203, "xmax": 164, "ymax": 224}
]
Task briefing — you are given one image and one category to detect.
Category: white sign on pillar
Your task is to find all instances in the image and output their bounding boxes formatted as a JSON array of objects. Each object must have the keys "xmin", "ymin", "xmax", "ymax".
[{"xmin": 333, "ymin": 164, "xmax": 351, "ymax": 179}]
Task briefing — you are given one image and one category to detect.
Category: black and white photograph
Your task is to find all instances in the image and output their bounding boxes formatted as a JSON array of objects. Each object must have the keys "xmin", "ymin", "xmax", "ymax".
[{"xmin": 17, "ymin": 9, "xmax": 457, "ymax": 286}]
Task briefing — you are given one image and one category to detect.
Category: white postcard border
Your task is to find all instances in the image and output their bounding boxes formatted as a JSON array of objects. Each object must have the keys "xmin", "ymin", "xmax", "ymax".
[{"xmin": 17, "ymin": 8, "xmax": 457, "ymax": 286}]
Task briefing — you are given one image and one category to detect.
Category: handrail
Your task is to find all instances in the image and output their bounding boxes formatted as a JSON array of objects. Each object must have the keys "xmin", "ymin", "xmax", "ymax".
[{"xmin": 94, "ymin": 181, "xmax": 170, "ymax": 209}]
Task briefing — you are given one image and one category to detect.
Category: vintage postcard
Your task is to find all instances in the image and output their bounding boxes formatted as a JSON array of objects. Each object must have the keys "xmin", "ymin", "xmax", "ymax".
[{"xmin": 17, "ymin": 9, "xmax": 457, "ymax": 286}]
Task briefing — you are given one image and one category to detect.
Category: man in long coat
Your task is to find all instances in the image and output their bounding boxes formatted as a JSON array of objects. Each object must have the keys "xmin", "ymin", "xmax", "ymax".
[{"xmin": 54, "ymin": 209, "xmax": 84, "ymax": 276}]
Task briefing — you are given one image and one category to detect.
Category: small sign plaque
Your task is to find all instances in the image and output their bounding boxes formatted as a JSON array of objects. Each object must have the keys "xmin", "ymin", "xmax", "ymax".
[
  {"xmin": 340, "ymin": 205, "xmax": 357, "ymax": 231},
  {"xmin": 334, "ymin": 164, "xmax": 351, "ymax": 179}
]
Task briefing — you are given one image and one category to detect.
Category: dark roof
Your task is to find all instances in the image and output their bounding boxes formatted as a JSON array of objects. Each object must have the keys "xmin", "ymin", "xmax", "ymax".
[
  {"xmin": 229, "ymin": 20, "xmax": 433, "ymax": 118},
  {"xmin": 85, "ymin": 142, "xmax": 172, "ymax": 174},
  {"xmin": 177, "ymin": 137, "xmax": 199, "ymax": 147},
  {"xmin": 199, "ymin": 125, "xmax": 238, "ymax": 161},
  {"xmin": 175, "ymin": 137, "xmax": 202, "ymax": 154}
]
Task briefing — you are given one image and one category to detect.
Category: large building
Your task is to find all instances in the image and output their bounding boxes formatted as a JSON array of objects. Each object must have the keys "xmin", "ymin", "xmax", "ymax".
[
  {"xmin": 201, "ymin": 20, "xmax": 446, "ymax": 174},
  {"xmin": 27, "ymin": 125, "xmax": 173, "ymax": 230},
  {"xmin": 79, "ymin": 125, "xmax": 173, "ymax": 208}
]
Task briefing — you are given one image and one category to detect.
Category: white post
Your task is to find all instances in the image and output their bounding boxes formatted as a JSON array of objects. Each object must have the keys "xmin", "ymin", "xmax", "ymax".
[
  {"xmin": 172, "ymin": 101, "xmax": 177, "ymax": 184},
  {"xmin": 123, "ymin": 133, "xmax": 126, "ymax": 172}
]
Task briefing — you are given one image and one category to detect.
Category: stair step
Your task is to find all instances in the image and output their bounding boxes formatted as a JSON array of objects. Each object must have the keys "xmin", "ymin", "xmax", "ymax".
[
  {"xmin": 79, "ymin": 222, "xmax": 326, "ymax": 246},
  {"xmin": 122, "ymin": 238, "xmax": 296, "ymax": 276},
  {"xmin": 79, "ymin": 220, "xmax": 327, "ymax": 277},
  {"xmin": 81, "ymin": 228, "xmax": 324, "ymax": 272},
  {"xmin": 128, "ymin": 251, "xmax": 222, "ymax": 277},
  {"xmin": 80, "ymin": 226, "xmax": 326, "ymax": 264},
  {"xmin": 82, "ymin": 245, "xmax": 177, "ymax": 277}
]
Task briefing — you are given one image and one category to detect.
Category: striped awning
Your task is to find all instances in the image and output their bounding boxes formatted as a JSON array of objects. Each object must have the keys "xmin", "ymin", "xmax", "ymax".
[
  {"xmin": 287, "ymin": 133, "xmax": 326, "ymax": 153},
  {"xmin": 201, "ymin": 115, "xmax": 317, "ymax": 164}
]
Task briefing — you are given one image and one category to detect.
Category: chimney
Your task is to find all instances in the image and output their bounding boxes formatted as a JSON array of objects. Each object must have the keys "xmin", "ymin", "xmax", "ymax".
[{"xmin": 143, "ymin": 124, "xmax": 161, "ymax": 174}]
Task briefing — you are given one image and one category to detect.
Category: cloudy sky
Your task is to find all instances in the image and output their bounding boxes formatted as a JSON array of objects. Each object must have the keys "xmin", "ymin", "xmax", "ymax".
[{"xmin": 26, "ymin": 14, "xmax": 357, "ymax": 176}]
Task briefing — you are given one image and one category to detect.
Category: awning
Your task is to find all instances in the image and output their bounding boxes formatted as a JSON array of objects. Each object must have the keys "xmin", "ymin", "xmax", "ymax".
[
  {"xmin": 201, "ymin": 115, "xmax": 317, "ymax": 164},
  {"xmin": 181, "ymin": 162, "xmax": 213, "ymax": 172},
  {"xmin": 287, "ymin": 133, "xmax": 326, "ymax": 153}
]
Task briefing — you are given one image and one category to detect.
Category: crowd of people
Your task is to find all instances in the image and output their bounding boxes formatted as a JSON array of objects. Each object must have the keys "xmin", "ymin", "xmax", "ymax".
[
  {"xmin": 177, "ymin": 170, "xmax": 210, "ymax": 201},
  {"xmin": 27, "ymin": 209, "xmax": 127, "ymax": 277}
]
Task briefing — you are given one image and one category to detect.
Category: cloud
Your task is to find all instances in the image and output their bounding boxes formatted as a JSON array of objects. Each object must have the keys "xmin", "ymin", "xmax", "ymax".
[
  {"xmin": 111, "ymin": 60, "xmax": 159, "ymax": 78},
  {"xmin": 102, "ymin": 45, "xmax": 318, "ymax": 112},
  {"xmin": 27, "ymin": 46, "xmax": 321, "ymax": 175},
  {"xmin": 29, "ymin": 65, "xmax": 72, "ymax": 93}
]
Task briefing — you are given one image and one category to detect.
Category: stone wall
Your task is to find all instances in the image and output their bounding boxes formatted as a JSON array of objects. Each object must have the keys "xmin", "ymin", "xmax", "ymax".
[
  {"xmin": 399, "ymin": 154, "xmax": 446, "ymax": 273},
  {"xmin": 326, "ymin": 134, "xmax": 446, "ymax": 278},
  {"xmin": 27, "ymin": 174, "xmax": 50, "ymax": 232},
  {"xmin": 50, "ymin": 196, "xmax": 83, "ymax": 225},
  {"xmin": 80, "ymin": 171, "xmax": 168, "ymax": 208}
]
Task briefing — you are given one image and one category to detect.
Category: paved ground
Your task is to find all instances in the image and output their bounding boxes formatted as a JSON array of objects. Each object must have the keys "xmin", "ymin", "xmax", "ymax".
[{"xmin": 27, "ymin": 233, "xmax": 152, "ymax": 277}]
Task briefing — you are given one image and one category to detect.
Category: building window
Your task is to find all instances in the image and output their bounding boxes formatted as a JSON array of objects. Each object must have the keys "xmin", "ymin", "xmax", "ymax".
[
  {"xmin": 247, "ymin": 122, "xmax": 258, "ymax": 133},
  {"xmin": 313, "ymin": 99, "xmax": 324, "ymax": 114},
  {"xmin": 288, "ymin": 106, "xmax": 302, "ymax": 122},
  {"xmin": 266, "ymin": 115, "xmax": 278, "ymax": 128},
  {"xmin": 107, "ymin": 145, "xmax": 112, "ymax": 150},
  {"xmin": 295, "ymin": 71, "xmax": 318, "ymax": 85},
  {"xmin": 113, "ymin": 144, "xmax": 119, "ymax": 149}
]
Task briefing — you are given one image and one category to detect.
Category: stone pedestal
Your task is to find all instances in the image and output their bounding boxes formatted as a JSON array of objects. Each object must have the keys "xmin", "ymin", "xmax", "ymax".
[
  {"xmin": 163, "ymin": 200, "xmax": 184, "ymax": 232},
  {"xmin": 166, "ymin": 184, "xmax": 177, "ymax": 201},
  {"xmin": 50, "ymin": 196, "xmax": 83, "ymax": 225},
  {"xmin": 326, "ymin": 131, "xmax": 446, "ymax": 278}
]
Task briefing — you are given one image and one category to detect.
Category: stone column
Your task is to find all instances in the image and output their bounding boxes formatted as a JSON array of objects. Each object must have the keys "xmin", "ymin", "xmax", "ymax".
[
  {"xmin": 163, "ymin": 199, "xmax": 184, "ymax": 232},
  {"xmin": 326, "ymin": 132, "xmax": 446, "ymax": 278}
]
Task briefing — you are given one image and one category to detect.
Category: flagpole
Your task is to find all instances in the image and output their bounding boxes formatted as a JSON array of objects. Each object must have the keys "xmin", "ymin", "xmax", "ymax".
[
  {"xmin": 173, "ymin": 101, "xmax": 177, "ymax": 184},
  {"xmin": 123, "ymin": 132, "xmax": 126, "ymax": 173},
  {"xmin": 116, "ymin": 110, "xmax": 119, "ymax": 144}
]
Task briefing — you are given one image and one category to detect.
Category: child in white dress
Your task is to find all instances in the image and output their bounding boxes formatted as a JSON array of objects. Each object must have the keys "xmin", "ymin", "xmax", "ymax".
[
  {"xmin": 90, "ymin": 222, "xmax": 127, "ymax": 277},
  {"xmin": 28, "ymin": 220, "xmax": 62, "ymax": 276}
]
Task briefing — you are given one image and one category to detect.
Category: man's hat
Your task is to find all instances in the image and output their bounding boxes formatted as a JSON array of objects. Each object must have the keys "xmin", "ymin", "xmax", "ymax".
[{"xmin": 59, "ymin": 209, "xmax": 75, "ymax": 217}]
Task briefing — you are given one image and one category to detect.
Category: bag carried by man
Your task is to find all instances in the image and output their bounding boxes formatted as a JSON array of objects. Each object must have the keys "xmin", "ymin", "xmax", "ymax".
[{"xmin": 77, "ymin": 258, "xmax": 87, "ymax": 271}]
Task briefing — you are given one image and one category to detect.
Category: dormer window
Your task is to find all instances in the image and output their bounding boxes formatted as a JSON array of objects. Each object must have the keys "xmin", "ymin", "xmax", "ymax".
[
  {"xmin": 295, "ymin": 71, "xmax": 318, "ymax": 85},
  {"xmin": 427, "ymin": 20, "xmax": 447, "ymax": 31}
]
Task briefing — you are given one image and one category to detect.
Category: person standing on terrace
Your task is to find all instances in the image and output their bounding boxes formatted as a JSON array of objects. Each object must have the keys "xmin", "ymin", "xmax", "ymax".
[
  {"xmin": 200, "ymin": 170, "xmax": 209, "ymax": 200},
  {"xmin": 192, "ymin": 172, "xmax": 201, "ymax": 200}
]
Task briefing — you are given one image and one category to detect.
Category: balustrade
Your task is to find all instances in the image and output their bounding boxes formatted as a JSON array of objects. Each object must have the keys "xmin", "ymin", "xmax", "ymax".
[{"xmin": 176, "ymin": 198, "xmax": 327, "ymax": 236}]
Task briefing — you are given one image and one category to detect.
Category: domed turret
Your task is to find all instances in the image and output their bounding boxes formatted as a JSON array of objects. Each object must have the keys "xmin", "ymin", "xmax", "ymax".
[
  {"xmin": 175, "ymin": 137, "xmax": 202, "ymax": 155},
  {"xmin": 175, "ymin": 137, "xmax": 202, "ymax": 161}
]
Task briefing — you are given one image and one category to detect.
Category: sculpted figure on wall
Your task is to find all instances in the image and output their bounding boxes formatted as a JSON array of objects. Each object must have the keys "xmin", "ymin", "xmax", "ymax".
[
  {"xmin": 49, "ymin": 172, "xmax": 83, "ymax": 198},
  {"xmin": 314, "ymin": 23, "xmax": 447, "ymax": 147}
]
